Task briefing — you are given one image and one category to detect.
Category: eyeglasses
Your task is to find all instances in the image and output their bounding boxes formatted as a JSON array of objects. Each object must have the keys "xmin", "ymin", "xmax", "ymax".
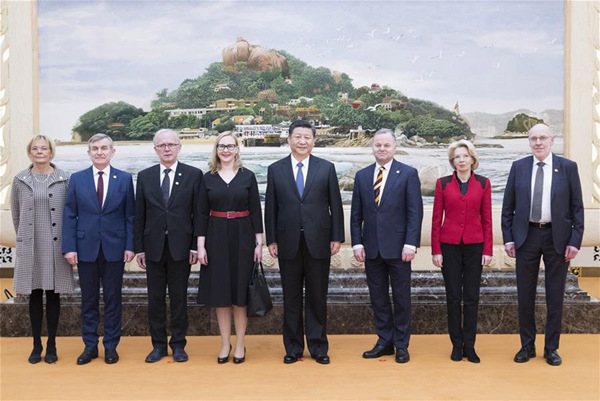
[
  {"xmin": 155, "ymin": 143, "xmax": 180, "ymax": 150},
  {"xmin": 453, "ymin": 155, "xmax": 471, "ymax": 161},
  {"xmin": 529, "ymin": 136, "xmax": 551, "ymax": 143},
  {"xmin": 31, "ymin": 146, "xmax": 50, "ymax": 152},
  {"xmin": 217, "ymin": 144, "xmax": 237, "ymax": 151}
]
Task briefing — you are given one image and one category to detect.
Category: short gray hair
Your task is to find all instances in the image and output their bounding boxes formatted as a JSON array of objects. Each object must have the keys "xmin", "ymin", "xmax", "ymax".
[
  {"xmin": 153, "ymin": 129, "xmax": 180, "ymax": 145},
  {"xmin": 528, "ymin": 123, "xmax": 552, "ymax": 137},
  {"xmin": 88, "ymin": 133, "xmax": 114, "ymax": 149},
  {"xmin": 373, "ymin": 128, "xmax": 395, "ymax": 140}
]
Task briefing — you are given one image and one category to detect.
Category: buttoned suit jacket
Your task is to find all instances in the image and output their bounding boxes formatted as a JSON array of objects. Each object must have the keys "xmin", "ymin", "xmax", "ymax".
[
  {"xmin": 350, "ymin": 159, "xmax": 423, "ymax": 260},
  {"xmin": 501, "ymin": 154, "xmax": 584, "ymax": 254},
  {"xmin": 134, "ymin": 162, "xmax": 202, "ymax": 262},
  {"xmin": 62, "ymin": 166, "xmax": 135, "ymax": 263},
  {"xmin": 265, "ymin": 154, "xmax": 344, "ymax": 260}
]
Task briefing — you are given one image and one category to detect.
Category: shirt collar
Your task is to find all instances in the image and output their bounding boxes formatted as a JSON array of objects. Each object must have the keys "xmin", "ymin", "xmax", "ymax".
[
  {"xmin": 160, "ymin": 161, "xmax": 178, "ymax": 174},
  {"xmin": 376, "ymin": 159, "xmax": 394, "ymax": 171},
  {"xmin": 291, "ymin": 154, "xmax": 309, "ymax": 168},
  {"xmin": 533, "ymin": 153, "xmax": 553, "ymax": 168},
  {"xmin": 93, "ymin": 165, "xmax": 110, "ymax": 176}
]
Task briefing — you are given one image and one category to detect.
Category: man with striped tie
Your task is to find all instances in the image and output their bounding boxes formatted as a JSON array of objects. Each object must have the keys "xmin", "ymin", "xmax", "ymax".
[{"xmin": 350, "ymin": 128, "xmax": 423, "ymax": 363}]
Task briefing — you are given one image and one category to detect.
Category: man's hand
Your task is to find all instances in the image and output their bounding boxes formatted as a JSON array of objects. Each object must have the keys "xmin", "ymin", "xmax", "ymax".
[
  {"xmin": 268, "ymin": 243, "xmax": 278, "ymax": 258},
  {"xmin": 330, "ymin": 241, "xmax": 341, "ymax": 256},
  {"xmin": 136, "ymin": 253, "xmax": 147, "ymax": 270},
  {"xmin": 65, "ymin": 252, "xmax": 78, "ymax": 266},
  {"xmin": 504, "ymin": 243, "xmax": 516, "ymax": 258},
  {"xmin": 432, "ymin": 254, "xmax": 443, "ymax": 268},
  {"xmin": 189, "ymin": 251, "xmax": 198, "ymax": 265},
  {"xmin": 353, "ymin": 248, "xmax": 366, "ymax": 263},
  {"xmin": 124, "ymin": 250, "xmax": 135, "ymax": 263},
  {"xmin": 564, "ymin": 245, "xmax": 579, "ymax": 262},
  {"xmin": 402, "ymin": 247, "xmax": 416, "ymax": 263}
]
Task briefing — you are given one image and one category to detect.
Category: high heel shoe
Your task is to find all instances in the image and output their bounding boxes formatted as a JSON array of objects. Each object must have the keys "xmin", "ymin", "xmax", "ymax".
[
  {"xmin": 233, "ymin": 347, "xmax": 246, "ymax": 364},
  {"xmin": 217, "ymin": 345, "xmax": 232, "ymax": 364}
]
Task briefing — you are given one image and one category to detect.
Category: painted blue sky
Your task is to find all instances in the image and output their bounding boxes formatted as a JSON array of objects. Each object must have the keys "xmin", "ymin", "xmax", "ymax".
[{"xmin": 38, "ymin": 0, "xmax": 564, "ymax": 140}]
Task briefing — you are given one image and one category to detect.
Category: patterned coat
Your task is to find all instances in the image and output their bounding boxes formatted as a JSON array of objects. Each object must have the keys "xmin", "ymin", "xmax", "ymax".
[{"xmin": 10, "ymin": 164, "xmax": 76, "ymax": 294}]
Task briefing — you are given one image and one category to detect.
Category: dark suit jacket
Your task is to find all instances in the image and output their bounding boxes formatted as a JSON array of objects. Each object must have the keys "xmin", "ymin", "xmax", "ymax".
[
  {"xmin": 431, "ymin": 173, "xmax": 493, "ymax": 255},
  {"xmin": 265, "ymin": 154, "xmax": 344, "ymax": 259},
  {"xmin": 134, "ymin": 162, "xmax": 203, "ymax": 262},
  {"xmin": 62, "ymin": 166, "xmax": 135, "ymax": 263},
  {"xmin": 501, "ymin": 154, "xmax": 584, "ymax": 254},
  {"xmin": 350, "ymin": 159, "xmax": 423, "ymax": 260}
]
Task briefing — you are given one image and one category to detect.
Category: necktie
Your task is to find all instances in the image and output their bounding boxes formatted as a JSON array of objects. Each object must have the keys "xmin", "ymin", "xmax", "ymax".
[
  {"xmin": 162, "ymin": 168, "xmax": 171, "ymax": 206},
  {"xmin": 374, "ymin": 166, "xmax": 384, "ymax": 204},
  {"xmin": 97, "ymin": 171, "xmax": 104, "ymax": 208},
  {"xmin": 296, "ymin": 162, "xmax": 304, "ymax": 197},
  {"xmin": 531, "ymin": 162, "xmax": 544, "ymax": 222}
]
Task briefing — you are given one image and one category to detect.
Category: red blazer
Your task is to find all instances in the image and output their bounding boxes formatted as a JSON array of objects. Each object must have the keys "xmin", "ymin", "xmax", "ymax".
[{"xmin": 431, "ymin": 173, "xmax": 493, "ymax": 255}]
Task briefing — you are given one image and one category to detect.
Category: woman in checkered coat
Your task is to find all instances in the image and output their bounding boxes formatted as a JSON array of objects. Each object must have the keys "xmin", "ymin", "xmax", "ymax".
[{"xmin": 10, "ymin": 135, "xmax": 75, "ymax": 364}]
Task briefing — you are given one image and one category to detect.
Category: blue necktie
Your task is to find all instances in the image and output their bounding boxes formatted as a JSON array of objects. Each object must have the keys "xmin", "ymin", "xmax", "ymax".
[
  {"xmin": 296, "ymin": 162, "xmax": 304, "ymax": 197},
  {"xmin": 162, "ymin": 168, "xmax": 171, "ymax": 206}
]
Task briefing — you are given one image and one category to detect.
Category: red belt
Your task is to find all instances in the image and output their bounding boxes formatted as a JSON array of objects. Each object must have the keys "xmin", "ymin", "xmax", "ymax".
[{"xmin": 210, "ymin": 210, "xmax": 250, "ymax": 219}]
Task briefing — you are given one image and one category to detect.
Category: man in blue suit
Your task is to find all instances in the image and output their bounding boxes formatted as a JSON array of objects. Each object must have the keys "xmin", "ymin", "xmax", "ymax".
[
  {"xmin": 63, "ymin": 134, "xmax": 135, "ymax": 365},
  {"xmin": 350, "ymin": 128, "xmax": 423, "ymax": 363},
  {"xmin": 502, "ymin": 123, "xmax": 584, "ymax": 366}
]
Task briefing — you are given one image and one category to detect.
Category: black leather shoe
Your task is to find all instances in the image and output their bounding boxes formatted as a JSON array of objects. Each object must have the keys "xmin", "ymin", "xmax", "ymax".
[
  {"xmin": 173, "ymin": 348, "xmax": 188, "ymax": 363},
  {"xmin": 313, "ymin": 355, "xmax": 330, "ymax": 365},
  {"xmin": 395, "ymin": 348, "xmax": 410, "ymax": 363},
  {"xmin": 145, "ymin": 348, "xmax": 167, "ymax": 363},
  {"xmin": 104, "ymin": 348, "xmax": 119, "ymax": 364},
  {"xmin": 233, "ymin": 347, "xmax": 246, "ymax": 364},
  {"xmin": 76, "ymin": 347, "xmax": 98, "ymax": 365},
  {"xmin": 218, "ymin": 345, "xmax": 232, "ymax": 364},
  {"xmin": 514, "ymin": 346, "xmax": 536, "ymax": 363},
  {"xmin": 450, "ymin": 346, "xmax": 463, "ymax": 361},
  {"xmin": 283, "ymin": 354, "xmax": 298, "ymax": 364},
  {"xmin": 363, "ymin": 344, "xmax": 395, "ymax": 359},
  {"xmin": 44, "ymin": 352, "xmax": 58, "ymax": 364},
  {"xmin": 463, "ymin": 348, "xmax": 480, "ymax": 363},
  {"xmin": 543, "ymin": 349, "xmax": 562, "ymax": 366},
  {"xmin": 28, "ymin": 349, "xmax": 42, "ymax": 364}
]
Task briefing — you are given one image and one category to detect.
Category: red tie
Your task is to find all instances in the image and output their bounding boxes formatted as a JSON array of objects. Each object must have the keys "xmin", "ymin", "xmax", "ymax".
[{"xmin": 97, "ymin": 171, "xmax": 104, "ymax": 208}]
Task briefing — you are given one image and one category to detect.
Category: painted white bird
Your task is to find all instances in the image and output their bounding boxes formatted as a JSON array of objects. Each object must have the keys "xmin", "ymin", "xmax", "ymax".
[{"xmin": 409, "ymin": 55, "xmax": 420, "ymax": 64}]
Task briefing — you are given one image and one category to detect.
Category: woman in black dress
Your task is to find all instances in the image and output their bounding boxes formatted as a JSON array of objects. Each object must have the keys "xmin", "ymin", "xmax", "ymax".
[{"xmin": 196, "ymin": 131, "xmax": 263, "ymax": 364}]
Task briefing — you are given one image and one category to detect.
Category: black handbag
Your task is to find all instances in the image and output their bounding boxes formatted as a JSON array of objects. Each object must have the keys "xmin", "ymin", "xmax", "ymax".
[{"xmin": 247, "ymin": 261, "xmax": 273, "ymax": 317}]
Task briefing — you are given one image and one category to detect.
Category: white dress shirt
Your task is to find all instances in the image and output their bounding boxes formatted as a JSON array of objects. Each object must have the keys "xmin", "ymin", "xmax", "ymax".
[
  {"xmin": 160, "ymin": 161, "xmax": 178, "ymax": 198},
  {"xmin": 291, "ymin": 154, "xmax": 309, "ymax": 186},
  {"xmin": 92, "ymin": 165, "xmax": 110, "ymax": 206},
  {"xmin": 530, "ymin": 153, "xmax": 553, "ymax": 223}
]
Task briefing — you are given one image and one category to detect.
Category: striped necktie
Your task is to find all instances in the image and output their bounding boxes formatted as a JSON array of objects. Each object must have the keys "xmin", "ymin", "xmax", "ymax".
[{"xmin": 374, "ymin": 166, "xmax": 384, "ymax": 204}]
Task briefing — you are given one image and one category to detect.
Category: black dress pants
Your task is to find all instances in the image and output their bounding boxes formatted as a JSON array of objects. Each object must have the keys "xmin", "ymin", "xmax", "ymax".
[
  {"xmin": 278, "ymin": 233, "xmax": 330, "ymax": 357},
  {"xmin": 441, "ymin": 241, "xmax": 483, "ymax": 349},
  {"xmin": 146, "ymin": 237, "xmax": 191, "ymax": 351},
  {"xmin": 515, "ymin": 226, "xmax": 568, "ymax": 351}
]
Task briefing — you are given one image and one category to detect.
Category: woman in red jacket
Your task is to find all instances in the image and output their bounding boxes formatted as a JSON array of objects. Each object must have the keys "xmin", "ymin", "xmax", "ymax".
[{"xmin": 431, "ymin": 140, "xmax": 492, "ymax": 363}]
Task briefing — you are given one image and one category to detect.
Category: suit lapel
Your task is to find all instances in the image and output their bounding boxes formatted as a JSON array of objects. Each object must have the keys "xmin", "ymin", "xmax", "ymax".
[
  {"xmin": 550, "ymin": 153, "xmax": 560, "ymax": 200},
  {"xmin": 378, "ymin": 159, "xmax": 401, "ymax": 208},
  {"xmin": 84, "ymin": 167, "xmax": 101, "ymax": 212},
  {"xmin": 523, "ymin": 156, "xmax": 533, "ymax": 207},
  {"xmin": 148, "ymin": 165, "xmax": 163, "ymax": 204},
  {"xmin": 280, "ymin": 155, "xmax": 301, "ymax": 199},
  {"xmin": 363, "ymin": 164, "xmax": 377, "ymax": 209},
  {"xmin": 103, "ymin": 166, "xmax": 118, "ymax": 210},
  {"xmin": 168, "ymin": 163, "xmax": 185, "ymax": 206},
  {"xmin": 302, "ymin": 155, "xmax": 321, "ymax": 199}
]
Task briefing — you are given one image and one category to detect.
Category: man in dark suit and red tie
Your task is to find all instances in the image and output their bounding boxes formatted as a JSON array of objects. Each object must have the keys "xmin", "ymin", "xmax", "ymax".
[
  {"xmin": 350, "ymin": 128, "xmax": 423, "ymax": 363},
  {"xmin": 265, "ymin": 120, "xmax": 344, "ymax": 365},
  {"xmin": 134, "ymin": 129, "xmax": 202, "ymax": 363},
  {"xmin": 502, "ymin": 123, "xmax": 584, "ymax": 366},
  {"xmin": 63, "ymin": 134, "xmax": 135, "ymax": 365}
]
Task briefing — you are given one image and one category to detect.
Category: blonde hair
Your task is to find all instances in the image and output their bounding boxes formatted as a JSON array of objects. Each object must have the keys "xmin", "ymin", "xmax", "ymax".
[
  {"xmin": 26, "ymin": 135, "xmax": 55, "ymax": 160},
  {"xmin": 208, "ymin": 131, "xmax": 243, "ymax": 174},
  {"xmin": 447, "ymin": 139, "xmax": 479, "ymax": 171}
]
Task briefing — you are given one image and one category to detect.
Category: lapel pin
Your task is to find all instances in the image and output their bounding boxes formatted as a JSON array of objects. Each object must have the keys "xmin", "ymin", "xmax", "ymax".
[
  {"xmin": 113, "ymin": 175, "xmax": 117, "ymax": 179},
  {"xmin": 178, "ymin": 172, "xmax": 182, "ymax": 176},
  {"xmin": 175, "ymin": 182, "xmax": 179, "ymax": 185},
  {"xmin": 396, "ymin": 170, "xmax": 400, "ymax": 174},
  {"xmin": 554, "ymin": 169, "xmax": 558, "ymax": 173}
]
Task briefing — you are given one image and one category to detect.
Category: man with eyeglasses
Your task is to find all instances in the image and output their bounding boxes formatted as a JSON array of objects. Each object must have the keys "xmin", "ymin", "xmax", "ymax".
[
  {"xmin": 63, "ymin": 133, "xmax": 135, "ymax": 365},
  {"xmin": 134, "ymin": 129, "xmax": 203, "ymax": 363},
  {"xmin": 265, "ymin": 120, "xmax": 344, "ymax": 365},
  {"xmin": 350, "ymin": 128, "xmax": 423, "ymax": 363},
  {"xmin": 502, "ymin": 123, "xmax": 584, "ymax": 366}
]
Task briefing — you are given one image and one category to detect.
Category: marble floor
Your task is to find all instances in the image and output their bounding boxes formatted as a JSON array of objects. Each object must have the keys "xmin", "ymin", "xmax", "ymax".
[{"xmin": 1, "ymin": 334, "xmax": 599, "ymax": 400}]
